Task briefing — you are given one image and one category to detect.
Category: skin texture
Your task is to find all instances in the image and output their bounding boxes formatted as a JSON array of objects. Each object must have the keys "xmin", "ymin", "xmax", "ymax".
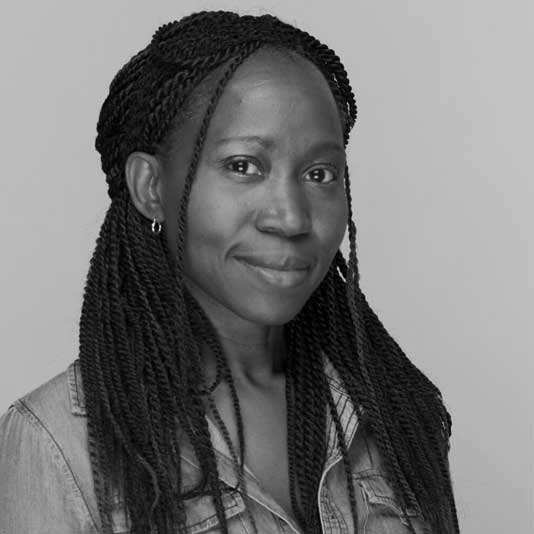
[
  {"xmin": 125, "ymin": 49, "xmax": 348, "ymax": 519},
  {"xmin": 127, "ymin": 49, "xmax": 348, "ymax": 380}
]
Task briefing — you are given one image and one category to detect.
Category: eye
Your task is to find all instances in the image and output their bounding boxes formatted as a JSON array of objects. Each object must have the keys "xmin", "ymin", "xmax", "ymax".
[
  {"xmin": 305, "ymin": 166, "xmax": 337, "ymax": 184},
  {"xmin": 226, "ymin": 158, "xmax": 262, "ymax": 176}
]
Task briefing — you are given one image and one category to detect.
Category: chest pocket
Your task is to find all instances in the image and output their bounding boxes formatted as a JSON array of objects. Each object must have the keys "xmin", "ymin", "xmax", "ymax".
[
  {"xmin": 353, "ymin": 470, "xmax": 427, "ymax": 534},
  {"xmin": 111, "ymin": 489, "xmax": 248, "ymax": 534}
]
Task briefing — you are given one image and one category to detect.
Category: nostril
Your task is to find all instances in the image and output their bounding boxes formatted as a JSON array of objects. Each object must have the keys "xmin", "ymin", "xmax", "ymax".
[
  {"xmin": 256, "ymin": 208, "xmax": 312, "ymax": 237},
  {"xmin": 255, "ymin": 180, "xmax": 312, "ymax": 236}
]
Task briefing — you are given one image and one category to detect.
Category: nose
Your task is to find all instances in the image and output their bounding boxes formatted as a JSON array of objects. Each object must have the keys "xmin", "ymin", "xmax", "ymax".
[{"xmin": 255, "ymin": 176, "xmax": 312, "ymax": 237}]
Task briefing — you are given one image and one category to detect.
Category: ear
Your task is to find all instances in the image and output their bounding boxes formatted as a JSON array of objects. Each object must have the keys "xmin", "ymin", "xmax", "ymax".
[{"xmin": 124, "ymin": 152, "xmax": 165, "ymax": 222}]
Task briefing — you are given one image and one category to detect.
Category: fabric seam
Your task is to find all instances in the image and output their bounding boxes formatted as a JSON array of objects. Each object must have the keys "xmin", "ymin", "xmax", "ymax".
[{"xmin": 14, "ymin": 399, "xmax": 99, "ymax": 532}]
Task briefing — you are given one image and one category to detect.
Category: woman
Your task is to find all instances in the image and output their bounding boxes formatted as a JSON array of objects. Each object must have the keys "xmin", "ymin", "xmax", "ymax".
[{"xmin": 0, "ymin": 11, "xmax": 459, "ymax": 534}]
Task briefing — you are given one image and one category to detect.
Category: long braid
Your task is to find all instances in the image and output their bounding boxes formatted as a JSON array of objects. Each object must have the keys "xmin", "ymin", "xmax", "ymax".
[
  {"xmin": 338, "ymin": 166, "xmax": 456, "ymax": 531},
  {"xmin": 82, "ymin": 10, "xmax": 458, "ymax": 534},
  {"xmin": 287, "ymin": 303, "xmax": 329, "ymax": 531},
  {"xmin": 322, "ymin": 261, "xmax": 361, "ymax": 530}
]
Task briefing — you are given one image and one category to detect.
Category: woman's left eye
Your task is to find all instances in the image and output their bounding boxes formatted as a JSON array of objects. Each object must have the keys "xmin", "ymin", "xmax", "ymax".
[
  {"xmin": 226, "ymin": 159, "xmax": 262, "ymax": 176},
  {"xmin": 305, "ymin": 167, "xmax": 337, "ymax": 184}
]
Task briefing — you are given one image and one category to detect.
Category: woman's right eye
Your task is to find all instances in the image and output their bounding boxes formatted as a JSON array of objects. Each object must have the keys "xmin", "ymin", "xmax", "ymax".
[{"xmin": 226, "ymin": 158, "xmax": 262, "ymax": 176}]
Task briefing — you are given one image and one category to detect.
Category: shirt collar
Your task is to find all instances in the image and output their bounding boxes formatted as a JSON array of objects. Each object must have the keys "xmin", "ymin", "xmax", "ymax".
[
  {"xmin": 68, "ymin": 360, "xmax": 86, "ymax": 416},
  {"xmin": 68, "ymin": 357, "xmax": 362, "ymax": 466},
  {"xmin": 323, "ymin": 357, "xmax": 362, "ymax": 466}
]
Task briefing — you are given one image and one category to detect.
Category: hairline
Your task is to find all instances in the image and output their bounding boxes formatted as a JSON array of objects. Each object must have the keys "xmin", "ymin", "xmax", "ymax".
[{"xmin": 155, "ymin": 44, "xmax": 349, "ymax": 167}]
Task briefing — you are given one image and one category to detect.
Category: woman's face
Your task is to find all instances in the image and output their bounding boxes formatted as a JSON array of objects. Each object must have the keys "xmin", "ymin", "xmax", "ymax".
[{"xmin": 160, "ymin": 50, "xmax": 348, "ymax": 326}]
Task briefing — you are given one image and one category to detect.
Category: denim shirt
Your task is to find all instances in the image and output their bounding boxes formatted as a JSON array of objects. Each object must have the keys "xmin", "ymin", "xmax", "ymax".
[{"xmin": 0, "ymin": 360, "xmax": 431, "ymax": 533}]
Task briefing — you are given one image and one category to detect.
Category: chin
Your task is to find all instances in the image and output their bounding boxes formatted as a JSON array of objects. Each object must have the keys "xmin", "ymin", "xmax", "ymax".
[{"xmin": 233, "ymin": 295, "xmax": 309, "ymax": 326}]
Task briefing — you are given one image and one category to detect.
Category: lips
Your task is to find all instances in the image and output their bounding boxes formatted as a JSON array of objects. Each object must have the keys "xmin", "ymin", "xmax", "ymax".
[
  {"xmin": 234, "ymin": 254, "xmax": 312, "ymax": 288},
  {"xmin": 234, "ymin": 254, "xmax": 311, "ymax": 271}
]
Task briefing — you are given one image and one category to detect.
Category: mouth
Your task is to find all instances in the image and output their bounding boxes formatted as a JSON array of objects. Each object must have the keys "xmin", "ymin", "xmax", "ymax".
[{"xmin": 235, "ymin": 257, "xmax": 311, "ymax": 288}]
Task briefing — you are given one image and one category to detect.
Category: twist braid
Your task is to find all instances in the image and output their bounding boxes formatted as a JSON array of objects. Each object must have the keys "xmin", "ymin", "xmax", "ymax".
[{"xmin": 82, "ymin": 10, "xmax": 458, "ymax": 534}]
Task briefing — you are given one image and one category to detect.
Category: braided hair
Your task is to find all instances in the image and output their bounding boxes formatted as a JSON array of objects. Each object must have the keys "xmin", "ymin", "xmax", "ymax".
[{"xmin": 81, "ymin": 10, "xmax": 458, "ymax": 534}]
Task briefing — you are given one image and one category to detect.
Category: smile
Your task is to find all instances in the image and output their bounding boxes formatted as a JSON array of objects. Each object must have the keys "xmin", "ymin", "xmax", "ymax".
[{"xmin": 235, "ymin": 258, "xmax": 310, "ymax": 288}]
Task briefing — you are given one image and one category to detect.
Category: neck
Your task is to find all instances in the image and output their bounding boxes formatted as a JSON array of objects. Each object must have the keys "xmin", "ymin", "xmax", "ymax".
[
  {"xmin": 203, "ymin": 308, "xmax": 286, "ymax": 385},
  {"xmin": 184, "ymin": 280, "xmax": 287, "ymax": 385}
]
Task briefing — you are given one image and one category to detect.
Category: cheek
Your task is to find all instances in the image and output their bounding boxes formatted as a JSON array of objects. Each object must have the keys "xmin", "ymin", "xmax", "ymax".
[
  {"xmin": 184, "ymin": 177, "xmax": 241, "ymax": 263},
  {"xmin": 161, "ymin": 167, "xmax": 189, "ymax": 258},
  {"xmin": 315, "ymin": 195, "xmax": 348, "ymax": 256}
]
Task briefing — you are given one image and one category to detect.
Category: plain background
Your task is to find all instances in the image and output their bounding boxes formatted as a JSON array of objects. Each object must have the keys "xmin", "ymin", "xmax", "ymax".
[{"xmin": 0, "ymin": 1, "xmax": 532, "ymax": 532}]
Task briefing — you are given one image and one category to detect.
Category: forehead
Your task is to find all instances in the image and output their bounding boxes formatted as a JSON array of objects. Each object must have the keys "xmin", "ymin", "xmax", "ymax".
[
  {"xmin": 205, "ymin": 48, "xmax": 344, "ymax": 145},
  {"xmin": 228, "ymin": 47, "xmax": 333, "ymax": 98},
  {"xmin": 159, "ymin": 49, "xmax": 344, "ymax": 167}
]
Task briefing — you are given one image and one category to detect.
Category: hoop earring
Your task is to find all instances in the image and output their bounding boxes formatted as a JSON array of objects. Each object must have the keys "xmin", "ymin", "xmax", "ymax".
[{"xmin": 151, "ymin": 218, "xmax": 162, "ymax": 235}]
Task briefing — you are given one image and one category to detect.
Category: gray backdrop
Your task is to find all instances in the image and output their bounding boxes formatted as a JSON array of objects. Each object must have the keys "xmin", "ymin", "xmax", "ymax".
[{"xmin": 0, "ymin": 1, "xmax": 532, "ymax": 533}]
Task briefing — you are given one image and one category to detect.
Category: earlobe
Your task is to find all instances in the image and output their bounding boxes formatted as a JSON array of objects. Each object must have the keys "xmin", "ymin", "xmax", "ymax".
[{"xmin": 124, "ymin": 152, "xmax": 165, "ymax": 221}]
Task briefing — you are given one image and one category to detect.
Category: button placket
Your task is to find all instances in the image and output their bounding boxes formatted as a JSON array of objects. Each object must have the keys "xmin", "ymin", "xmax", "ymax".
[{"xmin": 319, "ymin": 484, "xmax": 349, "ymax": 534}]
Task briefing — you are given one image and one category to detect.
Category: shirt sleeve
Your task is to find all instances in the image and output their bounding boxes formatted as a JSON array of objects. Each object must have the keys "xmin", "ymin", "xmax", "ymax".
[{"xmin": 0, "ymin": 403, "xmax": 99, "ymax": 534}]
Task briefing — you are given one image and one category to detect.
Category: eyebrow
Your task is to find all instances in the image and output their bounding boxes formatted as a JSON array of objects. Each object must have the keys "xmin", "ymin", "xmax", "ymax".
[
  {"xmin": 214, "ymin": 135, "xmax": 344, "ymax": 154},
  {"xmin": 215, "ymin": 135, "xmax": 275, "ymax": 150}
]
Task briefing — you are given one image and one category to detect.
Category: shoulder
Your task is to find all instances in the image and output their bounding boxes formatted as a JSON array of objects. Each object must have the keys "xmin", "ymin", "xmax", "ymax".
[
  {"xmin": 2, "ymin": 358, "xmax": 90, "ymax": 473},
  {"xmin": 17, "ymin": 359, "xmax": 86, "ymax": 418},
  {"xmin": 1, "ymin": 360, "xmax": 88, "ymax": 452},
  {"xmin": 0, "ymin": 360, "xmax": 99, "ymax": 533},
  {"xmin": 0, "ymin": 358, "xmax": 87, "ymax": 460}
]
